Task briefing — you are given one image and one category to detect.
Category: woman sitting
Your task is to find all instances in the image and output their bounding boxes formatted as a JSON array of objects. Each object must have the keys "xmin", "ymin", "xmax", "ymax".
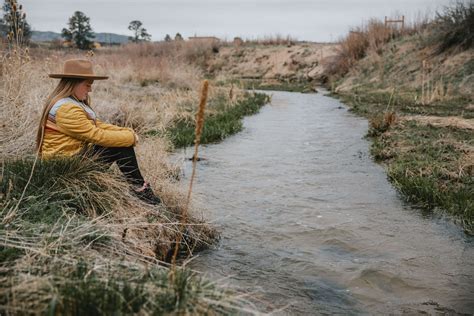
[{"xmin": 37, "ymin": 59, "xmax": 160, "ymax": 205}]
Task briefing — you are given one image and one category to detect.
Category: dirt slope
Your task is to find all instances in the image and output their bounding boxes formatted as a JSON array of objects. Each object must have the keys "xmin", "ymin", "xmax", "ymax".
[{"xmin": 208, "ymin": 42, "xmax": 339, "ymax": 83}]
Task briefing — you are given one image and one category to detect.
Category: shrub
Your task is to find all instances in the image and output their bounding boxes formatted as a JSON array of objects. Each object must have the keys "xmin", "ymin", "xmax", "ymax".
[
  {"xmin": 431, "ymin": 1, "xmax": 474, "ymax": 54},
  {"xmin": 327, "ymin": 19, "xmax": 394, "ymax": 77},
  {"xmin": 368, "ymin": 111, "xmax": 397, "ymax": 137}
]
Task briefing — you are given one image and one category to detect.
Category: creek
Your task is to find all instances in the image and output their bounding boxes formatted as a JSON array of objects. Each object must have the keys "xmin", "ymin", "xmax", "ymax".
[{"xmin": 177, "ymin": 91, "xmax": 473, "ymax": 314}]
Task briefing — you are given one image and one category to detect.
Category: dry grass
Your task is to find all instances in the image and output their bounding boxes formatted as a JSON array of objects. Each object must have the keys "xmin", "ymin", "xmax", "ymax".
[
  {"xmin": 0, "ymin": 42, "xmax": 233, "ymax": 251},
  {"xmin": 327, "ymin": 15, "xmax": 432, "ymax": 78},
  {"xmin": 243, "ymin": 34, "xmax": 298, "ymax": 46},
  {"xmin": 368, "ymin": 111, "xmax": 397, "ymax": 136},
  {"xmin": 327, "ymin": 19, "xmax": 394, "ymax": 77},
  {"xmin": 0, "ymin": 51, "xmax": 46, "ymax": 157},
  {"xmin": 0, "ymin": 20, "xmax": 261, "ymax": 313}
]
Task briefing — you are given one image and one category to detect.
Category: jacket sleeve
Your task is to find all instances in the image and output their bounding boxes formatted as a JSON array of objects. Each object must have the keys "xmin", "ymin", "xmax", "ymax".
[
  {"xmin": 55, "ymin": 104, "xmax": 135, "ymax": 147},
  {"xmin": 96, "ymin": 119, "xmax": 133, "ymax": 132}
]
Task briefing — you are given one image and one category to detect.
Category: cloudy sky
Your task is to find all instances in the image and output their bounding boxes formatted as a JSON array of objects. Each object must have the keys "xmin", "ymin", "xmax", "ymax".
[{"xmin": 21, "ymin": 0, "xmax": 450, "ymax": 42}]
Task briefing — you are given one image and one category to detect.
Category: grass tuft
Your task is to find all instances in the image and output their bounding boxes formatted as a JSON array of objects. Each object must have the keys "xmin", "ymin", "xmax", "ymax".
[
  {"xmin": 0, "ymin": 259, "xmax": 244, "ymax": 315},
  {"xmin": 1, "ymin": 156, "xmax": 126, "ymax": 221},
  {"xmin": 368, "ymin": 111, "xmax": 397, "ymax": 137}
]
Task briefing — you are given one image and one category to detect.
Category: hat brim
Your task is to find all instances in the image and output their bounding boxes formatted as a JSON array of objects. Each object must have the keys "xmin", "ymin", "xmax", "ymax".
[{"xmin": 49, "ymin": 73, "xmax": 109, "ymax": 80}]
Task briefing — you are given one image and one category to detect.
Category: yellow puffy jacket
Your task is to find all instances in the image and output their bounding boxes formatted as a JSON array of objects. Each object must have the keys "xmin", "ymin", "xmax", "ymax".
[{"xmin": 41, "ymin": 97, "xmax": 135, "ymax": 157}]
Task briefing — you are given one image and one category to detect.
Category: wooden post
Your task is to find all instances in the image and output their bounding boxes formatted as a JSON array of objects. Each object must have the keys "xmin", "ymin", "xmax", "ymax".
[
  {"xmin": 427, "ymin": 61, "xmax": 431, "ymax": 104},
  {"xmin": 402, "ymin": 15, "xmax": 405, "ymax": 31},
  {"xmin": 421, "ymin": 60, "xmax": 425, "ymax": 105}
]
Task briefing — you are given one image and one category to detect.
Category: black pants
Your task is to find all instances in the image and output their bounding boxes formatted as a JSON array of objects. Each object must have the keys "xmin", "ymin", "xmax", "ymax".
[{"xmin": 87, "ymin": 145, "xmax": 145, "ymax": 186}]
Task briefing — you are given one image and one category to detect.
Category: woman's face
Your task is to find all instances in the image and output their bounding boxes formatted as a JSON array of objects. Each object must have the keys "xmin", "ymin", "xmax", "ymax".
[{"xmin": 73, "ymin": 79, "xmax": 94, "ymax": 101}]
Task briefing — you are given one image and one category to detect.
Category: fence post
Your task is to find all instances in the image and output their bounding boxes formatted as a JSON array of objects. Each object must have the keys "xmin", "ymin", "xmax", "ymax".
[{"xmin": 421, "ymin": 60, "xmax": 425, "ymax": 105}]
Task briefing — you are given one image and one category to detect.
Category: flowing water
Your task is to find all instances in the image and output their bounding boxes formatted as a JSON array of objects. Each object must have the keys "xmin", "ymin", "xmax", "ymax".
[{"xmin": 177, "ymin": 91, "xmax": 474, "ymax": 315}]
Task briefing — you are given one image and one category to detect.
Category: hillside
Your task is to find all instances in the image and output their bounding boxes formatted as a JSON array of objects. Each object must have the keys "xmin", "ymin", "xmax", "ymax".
[
  {"xmin": 334, "ymin": 35, "xmax": 473, "ymax": 102},
  {"xmin": 208, "ymin": 42, "xmax": 339, "ymax": 86},
  {"xmin": 323, "ymin": 5, "xmax": 473, "ymax": 232}
]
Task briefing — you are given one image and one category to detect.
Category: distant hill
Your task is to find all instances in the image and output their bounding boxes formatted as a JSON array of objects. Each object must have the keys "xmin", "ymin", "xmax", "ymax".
[
  {"xmin": 31, "ymin": 31, "xmax": 61, "ymax": 42},
  {"xmin": 31, "ymin": 31, "xmax": 130, "ymax": 44}
]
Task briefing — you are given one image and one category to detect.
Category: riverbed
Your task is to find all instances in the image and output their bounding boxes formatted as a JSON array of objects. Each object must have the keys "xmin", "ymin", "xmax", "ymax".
[{"xmin": 177, "ymin": 91, "xmax": 474, "ymax": 315}]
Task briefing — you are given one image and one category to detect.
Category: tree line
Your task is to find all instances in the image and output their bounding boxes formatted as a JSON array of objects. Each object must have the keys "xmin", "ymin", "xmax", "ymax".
[{"xmin": 0, "ymin": 0, "xmax": 185, "ymax": 49}]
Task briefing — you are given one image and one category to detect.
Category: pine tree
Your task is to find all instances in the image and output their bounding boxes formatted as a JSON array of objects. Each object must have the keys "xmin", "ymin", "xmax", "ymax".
[
  {"xmin": 174, "ymin": 33, "xmax": 183, "ymax": 41},
  {"xmin": 1, "ymin": 0, "xmax": 32, "ymax": 43},
  {"xmin": 62, "ymin": 11, "xmax": 95, "ymax": 50},
  {"xmin": 128, "ymin": 20, "xmax": 151, "ymax": 42},
  {"xmin": 164, "ymin": 34, "xmax": 172, "ymax": 42}
]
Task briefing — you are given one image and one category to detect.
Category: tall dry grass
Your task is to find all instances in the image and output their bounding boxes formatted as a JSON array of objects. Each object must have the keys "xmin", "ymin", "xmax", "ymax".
[
  {"xmin": 0, "ymin": 49, "xmax": 46, "ymax": 157},
  {"xmin": 0, "ymin": 35, "xmax": 237, "ymax": 257},
  {"xmin": 0, "ymin": 14, "xmax": 259, "ymax": 314},
  {"xmin": 327, "ymin": 19, "xmax": 393, "ymax": 77},
  {"xmin": 326, "ymin": 15, "xmax": 431, "ymax": 78},
  {"xmin": 243, "ymin": 34, "xmax": 298, "ymax": 46}
]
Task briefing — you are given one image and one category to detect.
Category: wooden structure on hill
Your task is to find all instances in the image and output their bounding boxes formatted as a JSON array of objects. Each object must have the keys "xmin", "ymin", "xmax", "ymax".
[{"xmin": 385, "ymin": 16, "xmax": 405, "ymax": 30}]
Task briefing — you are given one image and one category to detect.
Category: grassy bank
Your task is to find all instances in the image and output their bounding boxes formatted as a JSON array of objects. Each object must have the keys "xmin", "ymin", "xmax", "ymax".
[
  {"xmin": 149, "ymin": 91, "xmax": 270, "ymax": 148},
  {"xmin": 243, "ymin": 80, "xmax": 315, "ymax": 93},
  {"xmin": 327, "ymin": 2, "xmax": 474, "ymax": 233},
  {"xmin": 0, "ymin": 157, "xmax": 246, "ymax": 314},
  {"xmin": 1, "ymin": 18, "xmax": 270, "ymax": 313},
  {"xmin": 337, "ymin": 92, "xmax": 473, "ymax": 233},
  {"xmin": 216, "ymin": 78, "xmax": 316, "ymax": 93}
]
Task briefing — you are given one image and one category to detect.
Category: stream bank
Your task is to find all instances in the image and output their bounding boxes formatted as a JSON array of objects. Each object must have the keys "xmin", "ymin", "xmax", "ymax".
[{"xmin": 178, "ymin": 91, "xmax": 474, "ymax": 314}]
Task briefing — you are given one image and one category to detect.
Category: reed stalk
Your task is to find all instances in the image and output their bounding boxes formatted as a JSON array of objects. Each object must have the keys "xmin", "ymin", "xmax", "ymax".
[{"xmin": 170, "ymin": 80, "xmax": 209, "ymax": 273}]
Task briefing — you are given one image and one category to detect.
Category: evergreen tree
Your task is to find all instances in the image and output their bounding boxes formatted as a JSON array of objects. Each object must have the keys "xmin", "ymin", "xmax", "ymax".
[
  {"xmin": 128, "ymin": 20, "xmax": 151, "ymax": 42},
  {"xmin": 62, "ymin": 11, "xmax": 94, "ymax": 50},
  {"xmin": 164, "ymin": 34, "xmax": 171, "ymax": 42},
  {"xmin": 1, "ymin": 0, "xmax": 32, "ymax": 43},
  {"xmin": 174, "ymin": 32, "xmax": 183, "ymax": 41}
]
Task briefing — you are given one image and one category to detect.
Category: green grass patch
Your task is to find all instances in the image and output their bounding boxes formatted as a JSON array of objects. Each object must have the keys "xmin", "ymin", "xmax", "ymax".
[
  {"xmin": 337, "ymin": 89, "xmax": 473, "ymax": 118},
  {"xmin": 338, "ymin": 88, "xmax": 474, "ymax": 233},
  {"xmin": 46, "ymin": 262, "xmax": 228, "ymax": 315},
  {"xmin": 1, "ymin": 157, "xmax": 124, "ymax": 223},
  {"xmin": 0, "ymin": 260, "xmax": 239, "ymax": 315},
  {"xmin": 371, "ymin": 120, "xmax": 473, "ymax": 233},
  {"xmin": 249, "ymin": 80, "xmax": 315, "ymax": 93},
  {"xmin": 215, "ymin": 79, "xmax": 315, "ymax": 93},
  {"xmin": 149, "ymin": 92, "xmax": 270, "ymax": 148},
  {"xmin": 0, "ymin": 246, "xmax": 25, "ymax": 263}
]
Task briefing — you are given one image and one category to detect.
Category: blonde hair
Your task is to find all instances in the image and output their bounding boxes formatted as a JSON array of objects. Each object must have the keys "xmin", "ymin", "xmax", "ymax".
[{"xmin": 36, "ymin": 78, "xmax": 91, "ymax": 153}]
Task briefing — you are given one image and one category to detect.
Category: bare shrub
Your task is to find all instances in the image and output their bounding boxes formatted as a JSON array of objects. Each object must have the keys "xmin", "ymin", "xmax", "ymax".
[
  {"xmin": 243, "ymin": 34, "xmax": 297, "ymax": 46},
  {"xmin": 326, "ymin": 15, "xmax": 432, "ymax": 79},
  {"xmin": 368, "ymin": 111, "xmax": 397, "ymax": 136},
  {"xmin": 431, "ymin": 1, "xmax": 474, "ymax": 54},
  {"xmin": 327, "ymin": 19, "xmax": 395, "ymax": 77}
]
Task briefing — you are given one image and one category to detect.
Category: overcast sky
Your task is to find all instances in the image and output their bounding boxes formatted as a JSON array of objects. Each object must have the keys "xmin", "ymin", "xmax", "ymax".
[{"xmin": 20, "ymin": 0, "xmax": 451, "ymax": 42}]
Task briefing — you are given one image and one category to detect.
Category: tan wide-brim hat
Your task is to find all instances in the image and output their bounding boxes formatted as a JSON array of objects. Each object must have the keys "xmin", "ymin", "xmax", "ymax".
[{"xmin": 49, "ymin": 59, "xmax": 108, "ymax": 80}]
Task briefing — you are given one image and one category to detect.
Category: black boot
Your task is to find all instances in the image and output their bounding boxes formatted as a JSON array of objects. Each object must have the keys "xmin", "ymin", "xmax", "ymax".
[{"xmin": 134, "ymin": 184, "xmax": 161, "ymax": 205}]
